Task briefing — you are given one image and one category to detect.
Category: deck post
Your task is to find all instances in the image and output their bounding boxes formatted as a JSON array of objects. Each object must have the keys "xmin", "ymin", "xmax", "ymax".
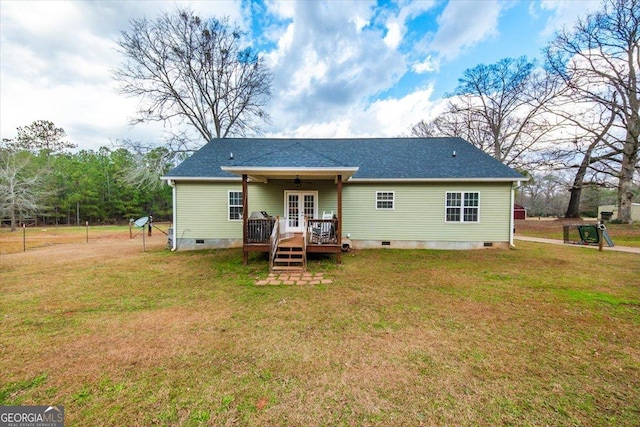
[
  {"xmin": 242, "ymin": 174, "xmax": 248, "ymax": 265},
  {"xmin": 337, "ymin": 174, "xmax": 342, "ymax": 264}
]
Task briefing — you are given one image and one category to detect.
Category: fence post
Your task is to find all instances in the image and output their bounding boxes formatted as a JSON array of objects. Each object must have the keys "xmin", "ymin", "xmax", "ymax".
[{"xmin": 598, "ymin": 222, "xmax": 604, "ymax": 252}]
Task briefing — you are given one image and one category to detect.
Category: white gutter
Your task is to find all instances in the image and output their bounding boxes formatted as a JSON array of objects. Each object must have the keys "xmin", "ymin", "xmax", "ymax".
[
  {"xmin": 167, "ymin": 179, "xmax": 178, "ymax": 251},
  {"xmin": 162, "ymin": 175, "xmax": 529, "ymax": 183}
]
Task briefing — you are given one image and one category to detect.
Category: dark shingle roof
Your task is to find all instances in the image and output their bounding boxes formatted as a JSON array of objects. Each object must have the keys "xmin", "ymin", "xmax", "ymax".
[{"xmin": 164, "ymin": 137, "xmax": 525, "ymax": 180}]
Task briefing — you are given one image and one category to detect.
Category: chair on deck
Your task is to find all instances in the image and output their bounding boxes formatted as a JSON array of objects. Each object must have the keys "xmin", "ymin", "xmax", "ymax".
[
  {"xmin": 309, "ymin": 211, "xmax": 336, "ymax": 244},
  {"xmin": 320, "ymin": 211, "xmax": 334, "ymax": 242}
]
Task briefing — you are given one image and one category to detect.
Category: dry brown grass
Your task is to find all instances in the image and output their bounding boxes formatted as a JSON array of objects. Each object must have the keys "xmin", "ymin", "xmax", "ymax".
[
  {"xmin": 0, "ymin": 224, "xmax": 171, "ymax": 255},
  {"xmin": 1, "ymin": 227, "xmax": 639, "ymax": 426}
]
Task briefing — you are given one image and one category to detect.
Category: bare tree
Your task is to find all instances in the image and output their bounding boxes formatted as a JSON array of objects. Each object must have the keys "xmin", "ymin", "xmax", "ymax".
[
  {"xmin": 545, "ymin": 0, "xmax": 639, "ymax": 223},
  {"xmin": 411, "ymin": 98, "xmax": 493, "ymax": 151},
  {"xmin": 21, "ymin": 121, "xmax": 77, "ymax": 223},
  {"xmin": 540, "ymin": 92, "xmax": 622, "ymax": 218},
  {"xmin": 410, "ymin": 120, "xmax": 436, "ymax": 138},
  {"xmin": 0, "ymin": 149, "xmax": 47, "ymax": 231},
  {"xmin": 413, "ymin": 57, "xmax": 560, "ymax": 170},
  {"xmin": 114, "ymin": 9, "xmax": 273, "ymax": 145},
  {"xmin": 117, "ymin": 134, "xmax": 191, "ymax": 191},
  {"xmin": 517, "ymin": 172, "xmax": 569, "ymax": 217}
]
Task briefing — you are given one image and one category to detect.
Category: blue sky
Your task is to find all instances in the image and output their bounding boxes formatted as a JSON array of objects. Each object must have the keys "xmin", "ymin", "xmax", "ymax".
[{"xmin": 0, "ymin": 0, "xmax": 602, "ymax": 150}]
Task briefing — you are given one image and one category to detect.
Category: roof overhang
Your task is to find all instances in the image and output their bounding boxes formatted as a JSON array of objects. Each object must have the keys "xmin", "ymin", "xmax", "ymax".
[
  {"xmin": 162, "ymin": 176, "xmax": 239, "ymax": 183},
  {"xmin": 219, "ymin": 166, "xmax": 359, "ymax": 183}
]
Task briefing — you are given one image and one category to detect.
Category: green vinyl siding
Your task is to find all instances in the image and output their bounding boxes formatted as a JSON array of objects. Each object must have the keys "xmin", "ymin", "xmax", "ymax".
[
  {"xmin": 175, "ymin": 182, "xmax": 243, "ymax": 239},
  {"xmin": 175, "ymin": 181, "xmax": 512, "ymax": 242},
  {"xmin": 342, "ymin": 182, "xmax": 512, "ymax": 242}
]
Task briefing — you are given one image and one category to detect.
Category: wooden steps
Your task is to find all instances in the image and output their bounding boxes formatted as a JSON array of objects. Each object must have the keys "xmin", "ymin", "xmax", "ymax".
[{"xmin": 271, "ymin": 234, "xmax": 305, "ymax": 272}]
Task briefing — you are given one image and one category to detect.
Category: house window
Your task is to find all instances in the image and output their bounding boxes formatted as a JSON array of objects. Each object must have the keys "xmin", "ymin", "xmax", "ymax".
[
  {"xmin": 376, "ymin": 191, "xmax": 395, "ymax": 210},
  {"xmin": 446, "ymin": 192, "xmax": 479, "ymax": 222},
  {"xmin": 228, "ymin": 191, "xmax": 243, "ymax": 221}
]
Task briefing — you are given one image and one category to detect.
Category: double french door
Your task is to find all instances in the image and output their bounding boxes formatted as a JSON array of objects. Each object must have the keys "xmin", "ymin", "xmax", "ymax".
[{"xmin": 284, "ymin": 191, "xmax": 317, "ymax": 232}]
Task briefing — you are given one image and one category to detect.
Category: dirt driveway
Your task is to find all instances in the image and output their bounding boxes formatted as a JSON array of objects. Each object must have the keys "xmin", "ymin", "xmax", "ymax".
[{"xmin": 0, "ymin": 231, "xmax": 167, "ymax": 270}]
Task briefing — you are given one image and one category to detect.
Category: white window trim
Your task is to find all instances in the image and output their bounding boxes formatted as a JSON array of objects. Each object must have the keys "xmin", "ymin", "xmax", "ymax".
[
  {"xmin": 376, "ymin": 191, "xmax": 395, "ymax": 210},
  {"xmin": 228, "ymin": 190, "xmax": 243, "ymax": 221},
  {"xmin": 445, "ymin": 191, "xmax": 480, "ymax": 223}
]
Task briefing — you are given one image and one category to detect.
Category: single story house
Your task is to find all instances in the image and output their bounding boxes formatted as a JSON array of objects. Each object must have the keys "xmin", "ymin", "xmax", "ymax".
[{"xmin": 162, "ymin": 138, "xmax": 527, "ymax": 268}]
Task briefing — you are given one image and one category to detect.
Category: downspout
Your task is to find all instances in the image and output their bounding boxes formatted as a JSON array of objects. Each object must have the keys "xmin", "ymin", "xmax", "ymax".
[
  {"xmin": 167, "ymin": 179, "xmax": 178, "ymax": 251},
  {"xmin": 509, "ymin": 182, "xmax": 516, "ymax": 247}
]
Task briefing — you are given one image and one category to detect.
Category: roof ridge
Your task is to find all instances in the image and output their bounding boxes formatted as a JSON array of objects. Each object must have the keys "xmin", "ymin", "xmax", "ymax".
[
  {"xmin": 232, "ymin": 140, "xmax": 298, "ymax": 166},
  {"xmin": 298, "ymin": 140, "xmax": 350, "ymax": 167}
]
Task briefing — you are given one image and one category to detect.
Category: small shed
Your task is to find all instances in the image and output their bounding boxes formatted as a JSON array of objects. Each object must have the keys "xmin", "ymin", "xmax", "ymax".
[
  {"xmin": 598, "ymin": 203, "xmax": 640, "ymax": 222},
  {"xmin": 514, "ymin": 204, "xmax": 526, "ymax": 220}
]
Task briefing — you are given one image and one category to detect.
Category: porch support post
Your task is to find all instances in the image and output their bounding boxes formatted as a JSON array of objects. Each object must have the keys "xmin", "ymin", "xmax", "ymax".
[
  {"xmin": 337, "ymin": 174, "xmax": 342, "ymax": 264},
  {"xmin": 242, "ymin": 174, "xmax": 248, "ymax": 265}
]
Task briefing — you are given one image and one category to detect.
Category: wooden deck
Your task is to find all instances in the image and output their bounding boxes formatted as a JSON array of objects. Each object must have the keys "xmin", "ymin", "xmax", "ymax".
[
  {"xmin": 243, "ymin": 239, "xmax": 341, "ymax": 254},
  {"xmin": 278, "ymin": 234, "xmax": 341, "ymax": 252},
  {"xmin": 278, "ymin": 234, "xmax": 304, "ymax": 247},
  {"xmin": 243, "ymin": 217, "xmax": 342, "ymax": 269}
]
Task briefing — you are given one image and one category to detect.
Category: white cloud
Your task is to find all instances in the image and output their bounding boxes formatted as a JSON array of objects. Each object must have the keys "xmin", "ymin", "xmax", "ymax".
[
  {"xmin": 537, "ymin": 0, "xmax": 601, "ymax": 36},
  {"xmin": 384, "ymin": 20, "xmax": 404, "ymax": 49},
  {"xmin": 265, "ymin": 0, "xmax": 296, "ymax": 19},
  {"xmin": 0, "ymin": 0, "xmax": 243, "ymax": 148},
  {"xmin": 271, "ymin": 85, "xmax": 439, "ymax": 139},
  {"xmin": 362, "ymin": 86, "xmax": 439, "ymax": 136},
  {"xmin": 413, "ymin": 56, "xmax": 438, "ymax": 73},
  {"xmin": 429, "ymin": 0, "xmax": 501, "ymax": 60},
  {"xmin": 383, "ymin": 0, "xmax": 437, "ymax": 49},
  {"xmin": 263, "ymin": 1, "xmax": 407, "ymax": 131}
]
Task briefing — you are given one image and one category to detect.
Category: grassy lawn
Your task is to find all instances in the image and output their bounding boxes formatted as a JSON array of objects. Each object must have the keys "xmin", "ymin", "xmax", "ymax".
[
  {"xmin": 516, "ymin": 219, "xmax": 640, "ymax": 248},
  {"xmin": 1, "ymin": 229, "xmax": 639, "ymax": 426}
]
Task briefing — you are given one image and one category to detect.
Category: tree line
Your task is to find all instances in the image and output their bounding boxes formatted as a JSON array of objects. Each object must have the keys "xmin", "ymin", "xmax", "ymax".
[{"xmin": 1, "ymin": 120, "xmax": 172, "ymax": 231}]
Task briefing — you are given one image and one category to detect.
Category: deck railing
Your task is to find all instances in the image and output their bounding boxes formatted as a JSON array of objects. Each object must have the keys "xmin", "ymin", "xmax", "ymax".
[
  {"xmin": 269, "ymin": 217, "xmax": 281, "ymax": 271},
  {"xmin": 302, "ymin": 216, "xmax": 307, "ymax": 270},
  {"xmin": 246, "ymin": 217, "xmax": 276, "ymax": 243},
  {"xmin": 279, "ymin": 217, "xmax": 293, "ymax": 241},
  {"xmin": 307, "ymin": 218, "xmax": 338, "ymax": 244},
  {"xmin": 250, "ymin": 216, "xmax": 338, "ymax": 246}
]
